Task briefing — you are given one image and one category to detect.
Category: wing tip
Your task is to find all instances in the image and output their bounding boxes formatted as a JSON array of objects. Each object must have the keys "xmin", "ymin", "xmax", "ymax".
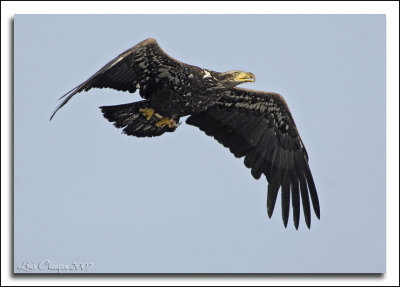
[
  {"xmin": 49, "ymin": 103, "xmax": 63, "ymax": 121},
  {"xmin": 267, "ymin": 206, "xmax": 274, "ymax": 218},
  {"xmin": 315, "ymin": 208, "xmax": 321, "ymax": 220},
  {"xmin": 50, "ymin": 85, "xmax": 83, "ymax": 120}
]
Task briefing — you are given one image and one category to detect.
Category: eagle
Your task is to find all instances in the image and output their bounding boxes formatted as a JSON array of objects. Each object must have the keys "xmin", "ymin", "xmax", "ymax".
[{"xmin": 51, "ymin": 38, "xmax": 320, "ymax": 229}]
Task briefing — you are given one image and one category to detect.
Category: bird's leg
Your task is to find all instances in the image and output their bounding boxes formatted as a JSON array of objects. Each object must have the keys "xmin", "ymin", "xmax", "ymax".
[
  {"xmin": 155, "ymin": 116, "xmax": 177, "ymax": 128},
  {"xmin": 139, "ymin": 108, "xmax": 155, "ymax": 120},
  {"xmin": 140, "ymin": 107, "xmax": 177, "ymax": 128}
]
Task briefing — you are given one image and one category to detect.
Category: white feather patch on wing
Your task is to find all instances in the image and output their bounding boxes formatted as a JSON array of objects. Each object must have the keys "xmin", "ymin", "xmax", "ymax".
[{"xmin": 203, "ymin": 70, "xmax": 211, "ymax": 79}]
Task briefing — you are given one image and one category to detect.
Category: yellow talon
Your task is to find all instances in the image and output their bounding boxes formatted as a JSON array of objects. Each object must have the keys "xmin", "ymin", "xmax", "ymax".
[
  {"xmin": 140, "ymin": 107, "xmax": 176, "ymax": 128},
  {"xmin": 139, "ymin": 108, "xmax": 155, "ymax": 120},
  {"xmin": 156, "ymin": 117, "xmax": 176, "ymax": 128}
]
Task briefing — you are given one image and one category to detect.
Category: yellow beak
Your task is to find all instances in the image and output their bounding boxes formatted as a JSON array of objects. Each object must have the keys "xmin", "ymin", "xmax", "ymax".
[{"xmin": 235, "ymin": 72, "xmax": 256, "ymax": 83}]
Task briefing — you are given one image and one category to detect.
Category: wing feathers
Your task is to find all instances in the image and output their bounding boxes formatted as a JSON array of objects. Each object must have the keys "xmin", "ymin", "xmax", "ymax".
[
  {"xmin": 298, "ymin": 170, "xmax": 311, "ymax": 229},
  {"xmin": 291, "ymin": 170, "xmax": 301, "ymax": 230},
  {"xmin": 51, "ymin": 38, "xmax": 184, "ymax": 120},
  {"xmin": 187, "ymin": 87, "xmax": 319, "ymax": 228},
  {"xmin": 250, "ymin": 128, "xmax": 274, "ymax": 179},
  {"xmin": 266, "ymin": 147, "xmax": 281, "ymax": 218},
  {"xmin": 281, "ymin": 152, "xmax": 291, "ymax": 228},
  {"xmin": 304, "ymin": 163, "xmax": 321, "ymax": 219}
]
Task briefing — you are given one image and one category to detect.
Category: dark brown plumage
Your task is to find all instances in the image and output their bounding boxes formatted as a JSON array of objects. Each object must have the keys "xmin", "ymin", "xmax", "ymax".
[{"xmin": 51, "ymin": 38, "xmax": 320, "ymax": 229}]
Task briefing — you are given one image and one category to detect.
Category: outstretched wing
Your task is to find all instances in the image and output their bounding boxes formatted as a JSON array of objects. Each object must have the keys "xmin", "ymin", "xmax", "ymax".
[
  {"xmin": 186, "ymin": 87, "xmax": 320, "ymax": 229},
  {"xmin": 50, "ymin": 38, "xmax": 185, "ymax": 120}
]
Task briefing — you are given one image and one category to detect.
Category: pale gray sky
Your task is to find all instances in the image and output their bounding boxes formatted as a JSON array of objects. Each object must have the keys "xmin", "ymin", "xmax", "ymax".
[{"xmin": 14, "ymin": 14, "xmax": 385, "ymax": 273}]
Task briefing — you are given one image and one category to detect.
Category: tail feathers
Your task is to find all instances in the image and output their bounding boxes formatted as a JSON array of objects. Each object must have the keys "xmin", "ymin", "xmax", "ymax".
[{"xmin": 100, "ymin": 101, "xmax": 178, "ymax": 138}]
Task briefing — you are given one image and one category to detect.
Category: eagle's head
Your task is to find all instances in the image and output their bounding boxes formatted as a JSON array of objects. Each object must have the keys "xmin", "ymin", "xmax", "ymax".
[{"xmin": 217, "ymin": 70, "xmax": 256, "ymax": 88}]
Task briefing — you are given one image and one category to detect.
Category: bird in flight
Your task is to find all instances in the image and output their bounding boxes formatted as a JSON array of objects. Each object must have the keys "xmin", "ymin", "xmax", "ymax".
[{"xmin": 51, "ymin": 38, "xmax": 320, "ymax": 229}]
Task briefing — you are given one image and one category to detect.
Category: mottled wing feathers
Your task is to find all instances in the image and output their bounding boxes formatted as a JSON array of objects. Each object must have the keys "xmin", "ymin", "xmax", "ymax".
[
  {"xmin": 50, "ymin": 38, "xmax": 183, "ymax": 120},
  {"xmin": 186, "ymin": 88, "xmax": 320, "ymax": 229}
]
